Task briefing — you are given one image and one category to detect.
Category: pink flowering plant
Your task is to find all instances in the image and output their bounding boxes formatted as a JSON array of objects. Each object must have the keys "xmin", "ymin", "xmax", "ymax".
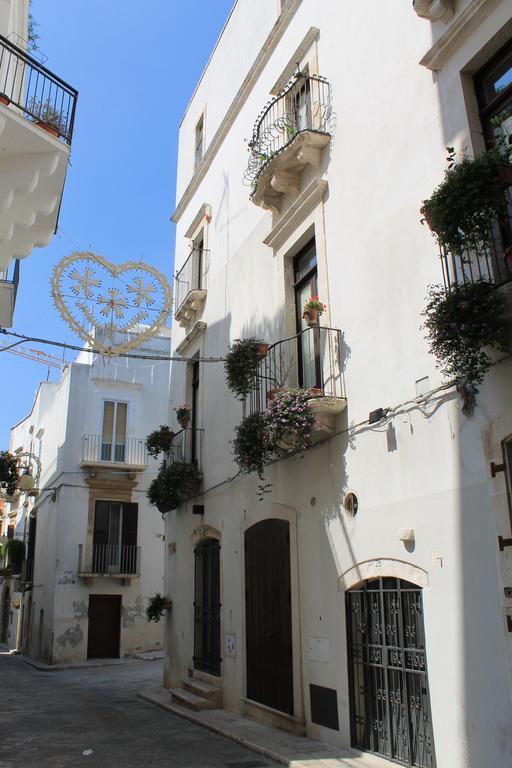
[
  {"xmin": 303, "ymin": 296, "xmax": 326, "ymax": 314},
  {"xmin": 174, "ymin": 404, "xmax": 191, "ymax": 428},
  {"xmin": 264, "ymin": 388, "xmax": 315, "ymax": 452}
]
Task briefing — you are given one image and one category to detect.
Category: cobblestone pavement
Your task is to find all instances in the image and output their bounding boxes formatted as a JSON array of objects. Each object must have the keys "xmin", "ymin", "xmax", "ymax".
[{"xmin": 0, "ymin": 651, "xmax": 279, "ymax": 768}]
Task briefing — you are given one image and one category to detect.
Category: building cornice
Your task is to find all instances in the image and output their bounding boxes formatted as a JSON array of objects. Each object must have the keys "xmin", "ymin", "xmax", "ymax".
[
  {"xmin": 419, "ymin": 0, "xmax": 502, "ymax": 71},
  {"xmin": 263, "ymin": 179, "xmax": 328, "ymax": 250},
  {"xmin": 171, "ymin": 0, "xmax": 303, "ymax": 224},
  {"xmin": 175, "ymin": 321, "xmax": 207, "ymax": 355}
]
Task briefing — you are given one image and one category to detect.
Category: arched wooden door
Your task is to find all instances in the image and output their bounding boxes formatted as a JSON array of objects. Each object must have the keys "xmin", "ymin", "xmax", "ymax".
[
  {"xmin": 244, "ymin": 519, "xmax": 293, "ymax": 714},
  {"xmin": 193, "ymin": 538, "xmax": 221, "ymax": 675},
  {"xmin": 346, "ymin": 577, "xmax": 436, "ymax": 767}
]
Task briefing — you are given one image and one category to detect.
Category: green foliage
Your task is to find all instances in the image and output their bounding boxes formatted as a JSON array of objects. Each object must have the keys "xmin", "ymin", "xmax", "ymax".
[
  {"xmin": 1, "ymin": 538, "xmax": 25, "ymax": 573},
  {"xmin": 147, "ymin": 461, "xmax": 202, "ymax": 513},
  {"xmin": 420, "ymin": 147, "xmax": 511, "ymax": 257},
  {"xmin": 225, "ymin": 338, "xmax": 264, "ymax": 401},
  {"xmin": 145, "ymin": 593, "xmax": 169, "ymax": 623},
  {"xmin": 28, "ymin": 0, "xmax": 40, "ymax": 53},
  {"xmin": 232, "ymin": 412, "xmax": 272, "ymax": 480},
  {"xmin": 0, "ymin": 451, "xmax": 18, "ymax": 496},
  {"xmin": 422, "ymin": 282, "xmax": 507, "ymax": 415},
  {"xmin": 145, "ymin": 426, "xmax": 175, "ymax": 459}
]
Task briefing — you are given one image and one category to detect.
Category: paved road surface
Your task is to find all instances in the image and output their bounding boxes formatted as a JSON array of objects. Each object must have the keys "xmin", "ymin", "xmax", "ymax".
[{"xmin": 0, "ymin": 651, "xmax": 279, "ymax": 768}]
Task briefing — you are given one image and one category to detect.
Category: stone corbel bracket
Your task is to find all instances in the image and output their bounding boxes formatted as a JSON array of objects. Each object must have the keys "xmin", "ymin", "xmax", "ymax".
[
  {"xmin": 252, "ymin": 131, "xmax": 331, "ymax": 213},
  {"xmin": 413, "ymin": 0, "xmax": 454, "ymax": 22}
]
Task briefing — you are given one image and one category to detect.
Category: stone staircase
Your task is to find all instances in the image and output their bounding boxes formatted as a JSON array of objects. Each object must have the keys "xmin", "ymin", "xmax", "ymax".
[{"xmin": 170, "ymin": 677, "xmax": 222, "ymax": 711}]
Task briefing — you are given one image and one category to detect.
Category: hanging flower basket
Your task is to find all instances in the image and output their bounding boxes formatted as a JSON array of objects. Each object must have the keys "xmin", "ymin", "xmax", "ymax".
[
  {"xmin": 174, "ymin": 404, "xmax": 191, "ymax": 429},
  {"xmin": 303, "ymin": 297, "xmax": 326, "ymax": 327}
]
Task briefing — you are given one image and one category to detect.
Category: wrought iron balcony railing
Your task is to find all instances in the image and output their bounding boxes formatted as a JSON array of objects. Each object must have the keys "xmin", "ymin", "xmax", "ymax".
[
  {"xmin": 80, "ymin": 434, "xmax": 147, "ymax": 468},
  {"xmin": 165, "ymin": 428, "xmax": 203, "ymax": 473},
  {"xmin": 244, "ymin": 73, "xmax": 334, "ymax": 189},
  {"xmin": 249, "ymin": 326, "xmax": 344, "ymax": 415},
  {"xmin": 440, "ymin": 185, "xmax": 512, "ymax": 289},
  {"xmin": 0, "ymin": 33, "xmax": 78, "ymax": 144},
  {"xmin": 78, "ymin": 543, "xmax": 140, "ymax": 577},
  {"xmin": 174, "ymin": 248, "xmax": 209, "ymax": 323}
]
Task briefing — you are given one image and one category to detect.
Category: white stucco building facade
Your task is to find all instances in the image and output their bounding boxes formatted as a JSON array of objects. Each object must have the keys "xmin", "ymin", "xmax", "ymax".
[
  {"xmin": 163, "ymin": 2, "xmax": 512, "ymax": 767},
  {"xmin": 0, "ymin": 329, "xmax": 171, "ymax": 664}
]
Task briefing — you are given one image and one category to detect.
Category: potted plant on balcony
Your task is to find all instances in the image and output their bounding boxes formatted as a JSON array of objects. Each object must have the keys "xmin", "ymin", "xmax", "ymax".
[
  {"xmin": 146, "ymin": 593, "xmax": 172, "ymax": 623},
  {"xmin": 303, "ymin": 297, "xmax": 326, "ymax": 327},
  {"xmin": 146, "ymin": 425, "xmax": 175, "ymax": 458},
  {"xmin": 420, "ymin": 146, "xmax": 512, "ymax": 259},
  {"xmin": 174, "ymin": 404, "xmax": 191, "ymax": 429},
  {"xmin": 225, "ymin": 337, "xmax": 267, "ymax": 401},
  {"xmin": 147, "ymin": 461, "xmax": 202, "ymax": 513},
  {"xmin": 27, "ymin": 97, "xmax": 67, "ymax": 138},
  {"xmin": 0, "ymin": 450, "xmax": 19, "ymax": 497},
  {"xmin": 264, "ymin": 388, "xmax": 315, "ymax": 452},
  {"xmin": 422, "ymin": 282, "xmax": 507, "ymax": 415},
  {"xmin": 0, "ymin": 93, "xmax": 10, "ymax": 106}
]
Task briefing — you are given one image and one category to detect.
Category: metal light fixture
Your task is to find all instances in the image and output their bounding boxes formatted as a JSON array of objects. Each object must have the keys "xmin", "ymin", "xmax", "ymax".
[{"xmin": 18, "ymin": 467, "xmax": 35, "ymax": 492}]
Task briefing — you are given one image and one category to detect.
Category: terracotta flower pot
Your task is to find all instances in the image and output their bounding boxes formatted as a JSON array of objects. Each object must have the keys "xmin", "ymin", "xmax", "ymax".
[
  {"xmin": 0, "ymin": 93, "xmax": 10, "ymax": 106},
  {"xmin": 266, "ymin": 387, "xmax": 287, "ymax": 403},
  {"xmin": 307, "ymin": 387, "xmax": 323, "ymax": 398},
  {"xmin": 303, "ymin": 307, "xmax": 319, "ymax": 326},
  {"xmin": 258, "ymin": 342, "xmax": 270, "ymax": 358},
  {"xmin": 36, "ymin": 120, "xmax": 60, "ymax": 138},
  {"xmin": 162, "ymin": 599, "xmax": 173, "ymax": 610},
  {"xmin": 177, "ymin": 416, "xmax": 190, "ymax": 429}
]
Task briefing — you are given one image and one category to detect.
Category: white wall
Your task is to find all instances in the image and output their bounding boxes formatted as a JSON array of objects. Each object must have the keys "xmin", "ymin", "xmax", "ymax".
[{"xmin": 166, "ymin": 1, "xmax": 512, "ymax": 766}]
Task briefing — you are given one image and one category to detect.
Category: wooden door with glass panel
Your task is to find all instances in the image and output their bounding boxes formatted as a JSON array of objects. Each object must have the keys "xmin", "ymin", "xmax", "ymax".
[
  {"xmin": 294, "ymin": 241, "xmax": 321, "ymax": 390},
  {"xmin": 101, "ymin": 401, "xmax": 127, "ymax": 462}
]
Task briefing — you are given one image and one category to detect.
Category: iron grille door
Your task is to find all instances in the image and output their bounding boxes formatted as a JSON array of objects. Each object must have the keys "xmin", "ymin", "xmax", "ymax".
[
  {"xmin": 193, "ymin": 538, "xmax": 221, "ymax": 676},
  {"xmin": 346, "ymin": 578, "xmax": 436, "ymax": 768}
]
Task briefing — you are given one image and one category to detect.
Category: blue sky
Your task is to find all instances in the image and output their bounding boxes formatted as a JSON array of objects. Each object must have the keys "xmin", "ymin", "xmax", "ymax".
[{"xmin": 1, "ymin": 0, "xmax": 234, "ymax": 445}]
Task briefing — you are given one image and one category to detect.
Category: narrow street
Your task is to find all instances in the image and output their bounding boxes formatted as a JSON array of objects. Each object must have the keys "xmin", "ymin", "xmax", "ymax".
[{"xmin": 0, "ymin": 652, "xmax": 279, "ymax": 768}]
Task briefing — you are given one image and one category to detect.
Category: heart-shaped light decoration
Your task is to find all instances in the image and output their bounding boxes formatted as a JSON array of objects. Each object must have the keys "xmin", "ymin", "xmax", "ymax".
[{"xmin": 51, "ymin": 251, "xmax": 173, "ymax": 355}]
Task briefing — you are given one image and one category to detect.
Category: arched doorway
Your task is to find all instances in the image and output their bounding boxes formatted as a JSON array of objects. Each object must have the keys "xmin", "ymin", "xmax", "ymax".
[
  {"xmin": 346, "ymin": 577, "xmax": 436, "ymax": 768},
  {"xmin": 244, "ymin": 518, "xmax": 293, "ymax": 714},
  {"xmin": 1, "ymin": 586, "xmax": 11, "ymax": 644},
  {"xmin": 193, "ymin": 538, "xmax": 221, "ymax": 675}
]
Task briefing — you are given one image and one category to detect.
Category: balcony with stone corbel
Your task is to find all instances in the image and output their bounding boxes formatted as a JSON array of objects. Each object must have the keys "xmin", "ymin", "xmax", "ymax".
[
  {"xmin": 0, "ymin": 33, "xmax": 78, "ymax": 272},
  {"xmin": 244, "ymin": 73, "xmax": 334, "ymax": 213},
  {"xmin": 174, "ymin": 247, "xmax": 209, "ymax": 328}
]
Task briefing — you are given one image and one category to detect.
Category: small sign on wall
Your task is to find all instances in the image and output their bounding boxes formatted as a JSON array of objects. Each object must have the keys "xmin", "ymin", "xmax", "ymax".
[
  {"xmin": 225, "ymin": 633, "xmax": 236, "ymax": 658},
  {"xmin": 309, "ymin": 636, "xmax": 329, "ymax": 663},
  {"xmin": 57, "ymin": 571, "xmax": 75, "ymax": 585}
]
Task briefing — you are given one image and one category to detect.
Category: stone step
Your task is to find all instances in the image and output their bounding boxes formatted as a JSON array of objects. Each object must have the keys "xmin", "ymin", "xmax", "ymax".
[
  {"xmin": 182, "ymin": 678, "xmax": 223, "ymax": 707},
  {"xmin": 170, "ymin": 687, "xmax": 218, "ymax": 711}
]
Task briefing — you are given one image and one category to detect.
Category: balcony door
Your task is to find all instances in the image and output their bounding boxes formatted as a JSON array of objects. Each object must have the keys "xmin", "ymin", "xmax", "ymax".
[
  {"xmin": 101, "ymin": 401, "xmax": 127, "ymax": 462},
  {"xmin": 93, "ymin": 501, "xmax": 138, "ymax": 574},
  {"xmin": 294, "ymin": 241, "xmax": 321, "ymax": 390}
]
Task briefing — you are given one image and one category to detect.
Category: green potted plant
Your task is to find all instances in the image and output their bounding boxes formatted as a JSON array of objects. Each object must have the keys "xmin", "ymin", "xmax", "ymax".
[
  {"xmin": 0, "ymin": 450, "xmax": 19, "ymax": 496},
  {"xmin": 264, "ymin": 388, "xmax": 315, "ymax": 452},
  {"xmin": 147, "ymin": 461, "xmax": 202, "ymax": 513},
  {"xmin": 174, "ymin": 404, "xmax": 191, "ymax": 429},
  {"xmin": 1, "ymin": 538, "xmax": 25, "ymax": 574},
  {"xmin": 422, "ymin": 282, "xmax": 507, "ymax": 415},
  {"xmin": 303, "ymin": 297, "xmax": 326, "ymax": 326},
  {"xmin": 225, "ymin": 337, "xmax": 266, "ymax": 401},
  {"xmin": 420, "ymin": 146, "xmax": 512, "ymax": 258},
  {"xmin": 145, "ymin": 425, "xmax": 175, "ymax": 459},
  {"xmin": 28, "ymin": 97, "xmax": 67, "ymax": 138},
  {"xmin": 146, "ymin": 593, "xmax": 172, "ymax": 622},
  {"xmin": 232, "ymin": 412, "xmax": 272, "ymax": 480}
]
